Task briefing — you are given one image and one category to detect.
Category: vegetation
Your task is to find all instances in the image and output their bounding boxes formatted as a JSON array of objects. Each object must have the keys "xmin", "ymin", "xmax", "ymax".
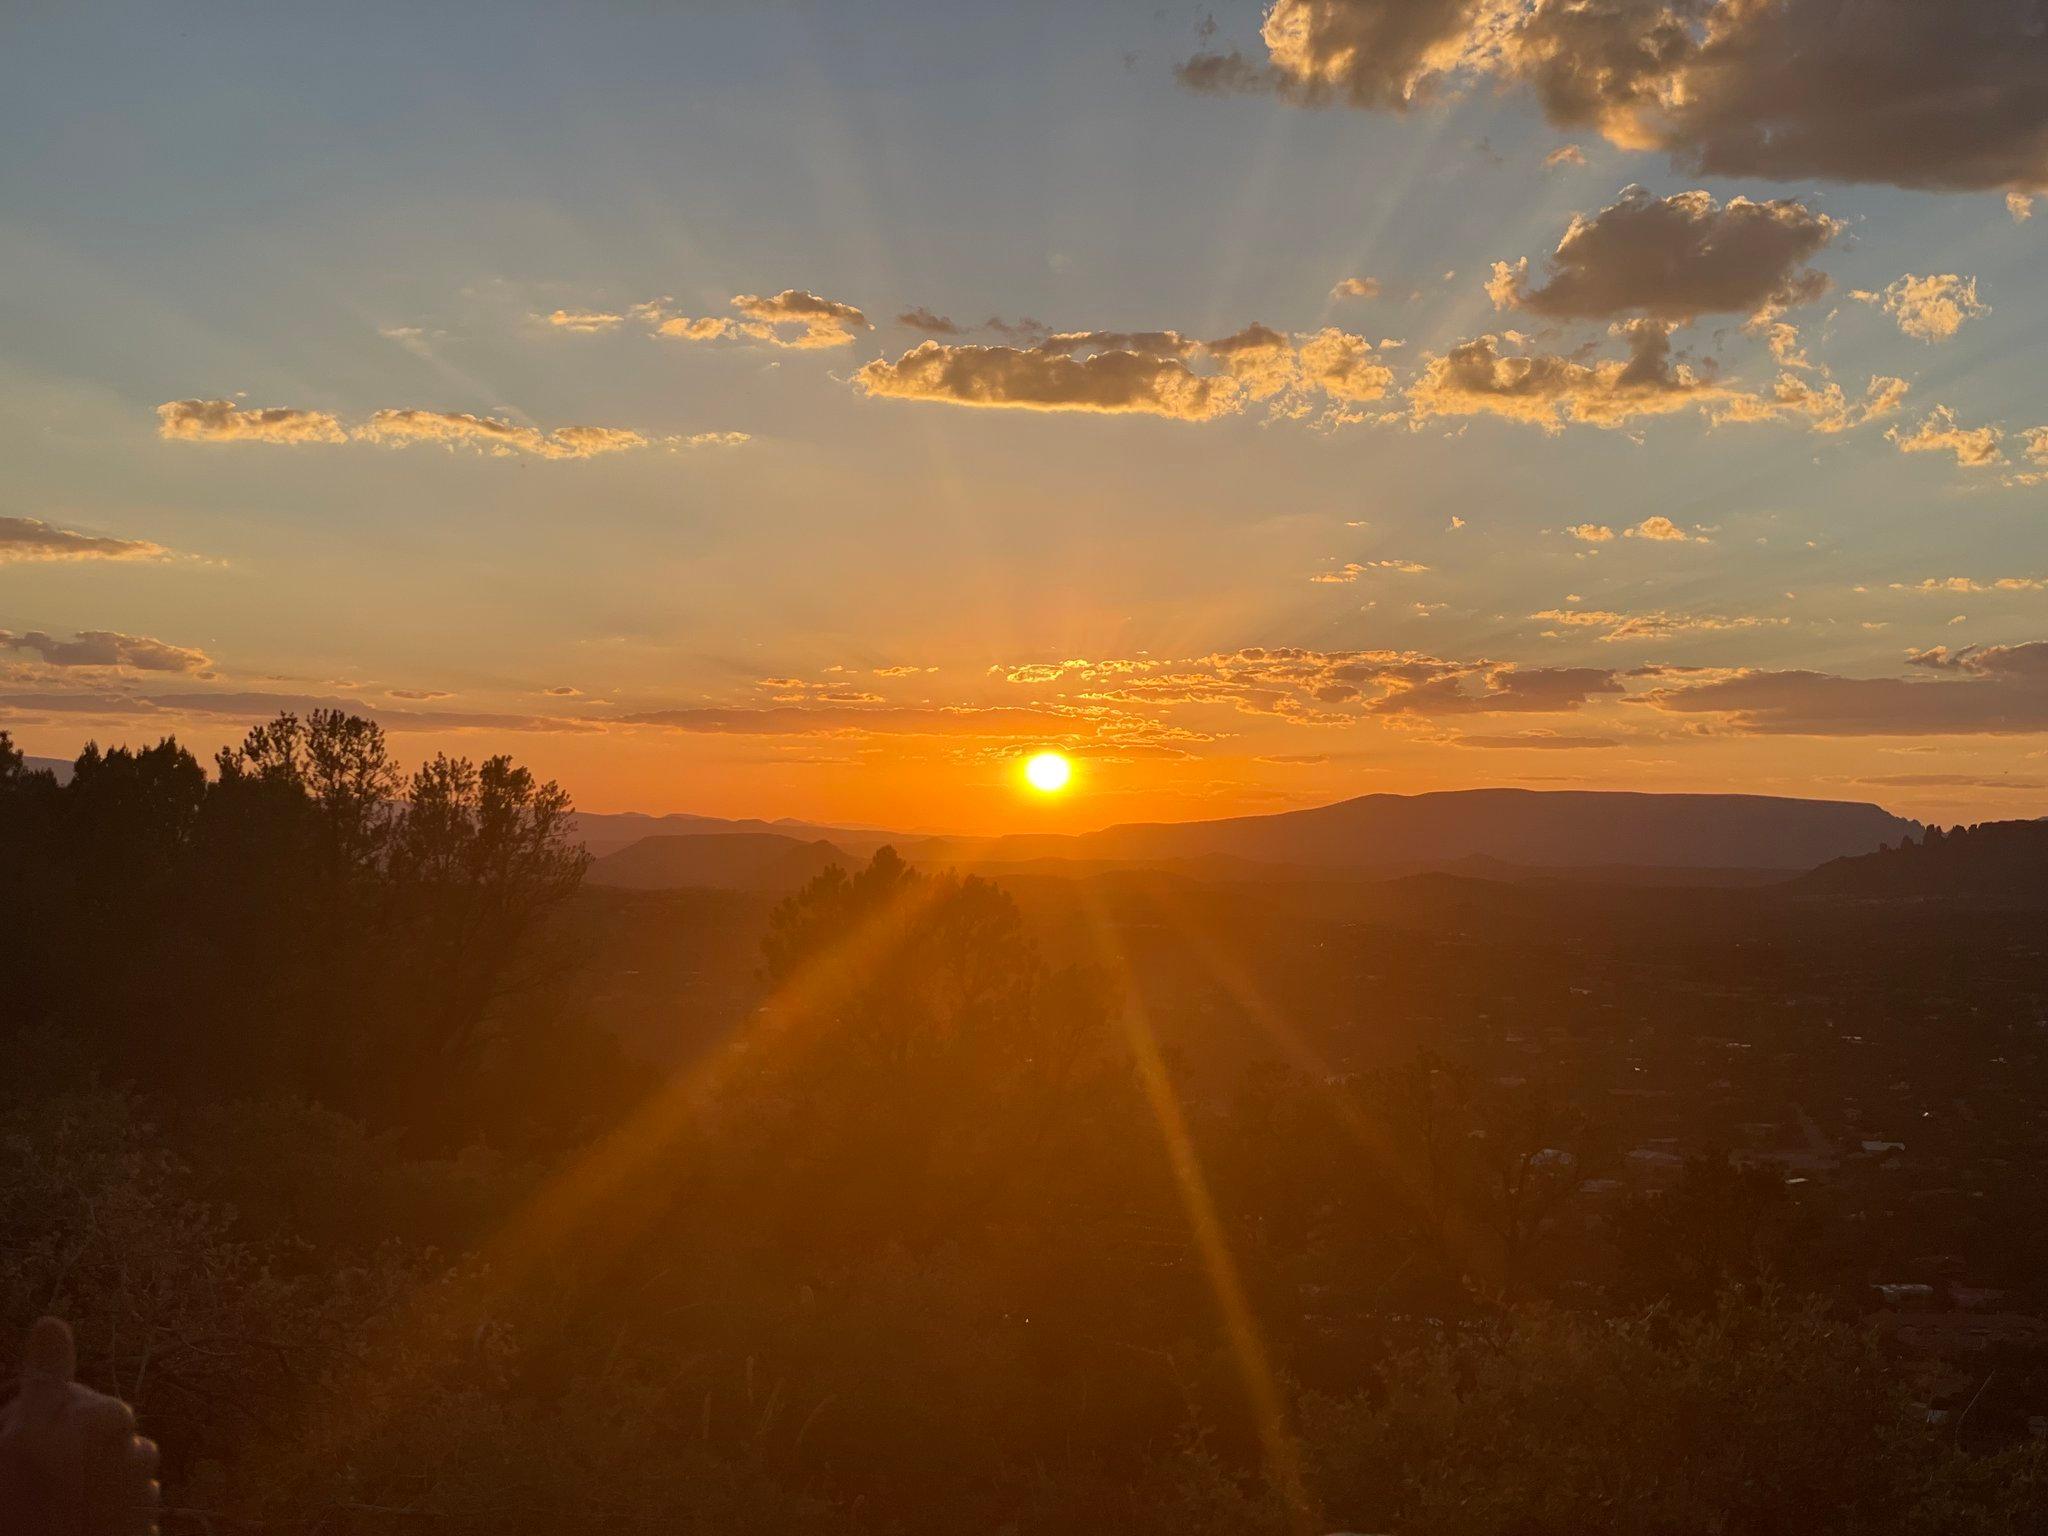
[{"xmin": 1, "ymin": 717, "xmax": 2042, "ymax": 1531}]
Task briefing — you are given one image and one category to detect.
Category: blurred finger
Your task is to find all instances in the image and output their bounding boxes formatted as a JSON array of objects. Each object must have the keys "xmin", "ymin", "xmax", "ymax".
[{"xmin": 15, "ymin": 1317, "xmax": 77, "ymax": 1423}]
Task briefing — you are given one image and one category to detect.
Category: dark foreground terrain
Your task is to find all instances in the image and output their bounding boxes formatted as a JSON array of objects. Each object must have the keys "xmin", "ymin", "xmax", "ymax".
[{"xmin": 3, "ymin": 719, "xmax": 2045, "ymax": 1532}]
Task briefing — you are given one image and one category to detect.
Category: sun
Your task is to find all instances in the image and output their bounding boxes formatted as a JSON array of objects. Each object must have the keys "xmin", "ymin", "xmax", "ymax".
[{"xmin": 1023, "ymin": 750, "xmax": 1072, "ymax": 793}]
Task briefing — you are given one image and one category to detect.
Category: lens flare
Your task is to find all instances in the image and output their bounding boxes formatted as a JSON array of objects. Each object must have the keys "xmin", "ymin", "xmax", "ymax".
[{"xmin": 1024, "ymin": 750, "xmax": 1072, "ymax": 793}]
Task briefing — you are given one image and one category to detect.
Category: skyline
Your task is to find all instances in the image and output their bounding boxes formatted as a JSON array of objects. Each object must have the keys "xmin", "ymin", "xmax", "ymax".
[{"xmin": 6, "ymin": 1, "xmax": 2048, "ymax": 832}]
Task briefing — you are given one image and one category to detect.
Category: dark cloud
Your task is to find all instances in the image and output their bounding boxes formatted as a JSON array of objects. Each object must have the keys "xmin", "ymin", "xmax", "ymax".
[
  {"xmin": 1182, "ymin": 0, "xmax": 2048, "ymax": 193},
  {"xmin": 896, "ymin": 307, "xmax": 965, "ymax": 335},
  {"xmin": 854, "ymin": 339, "xmax": 1242, "ymax": 421},
  {"xmin": 1645, "ymin": 642, "xmax": 2048, "ymax": 734},
  {"xmin": 1371, "ymin": 665, "xmax": 1626, "ymax": 716},
  {"xmin": 1489, "ymin": 185, "xmax": 1840, "ymax": 320}
]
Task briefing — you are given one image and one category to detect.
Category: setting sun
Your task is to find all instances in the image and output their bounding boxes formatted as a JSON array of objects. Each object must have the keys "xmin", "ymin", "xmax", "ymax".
[{"xmin": 1024, "ymin": 751, "xmax": 1072, "ymax": 794}]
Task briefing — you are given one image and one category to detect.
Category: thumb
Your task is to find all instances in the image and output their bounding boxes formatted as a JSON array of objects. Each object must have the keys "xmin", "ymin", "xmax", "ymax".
[{"xmin": 15, "ymin": 1317, "xmax": 77, "ymax": 1423}]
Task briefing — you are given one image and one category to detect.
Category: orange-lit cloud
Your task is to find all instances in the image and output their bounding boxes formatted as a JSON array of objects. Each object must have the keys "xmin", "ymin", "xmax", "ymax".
[
  {"xmin": 156, "ymin": 398, "xmax": 347, "ymax": 445},
  {"xmin": 0, "ymin": 516, "xmax": 169, "ymax": 564},
  {"xmin": 1644, "ymin": 643, "xmax": 2048, "ymax": 734},
  {"xmin": 1859, "ymin": 273, "xmax": 1991, "ymax": 342},
  {"xmin": 1409, "ymin": 320, "xmax": 1733, "ymax": 431},
  {"xmin": 1887, "ymin": 406, "xmax": 2005, "ymax": 467}
]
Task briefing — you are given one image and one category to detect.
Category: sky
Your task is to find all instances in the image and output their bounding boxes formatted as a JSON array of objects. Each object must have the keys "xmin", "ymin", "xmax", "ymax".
[{"xmin": 4, "ymin": 0, "xmax": 2046, "ymax": 833}]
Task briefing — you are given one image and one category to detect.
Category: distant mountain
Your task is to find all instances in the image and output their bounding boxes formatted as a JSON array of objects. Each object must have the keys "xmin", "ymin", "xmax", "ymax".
[
  {"xmin": 1795, "ymin": 818, "xmax": 2048, "ymax": 898},
  {"xmin": 22, "ymin": 756, "xmax": 74, "ymax": 784},
  {"xmin": 909, "ymin": 789, "xmax": 1920, "ymax": 875},
  {"xmin": 571, "ymin": 810, "xmax": 897, "ymax": 860},
  {"xmin": 587, "ymin": 832, "xmax": 852, "ymax": 892}
]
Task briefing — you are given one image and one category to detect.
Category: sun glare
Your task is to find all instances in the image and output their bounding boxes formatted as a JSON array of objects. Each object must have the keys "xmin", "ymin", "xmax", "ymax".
[{"xmin": 1024, "ymin": 750, "xmax": 1072, "ymax": 793}]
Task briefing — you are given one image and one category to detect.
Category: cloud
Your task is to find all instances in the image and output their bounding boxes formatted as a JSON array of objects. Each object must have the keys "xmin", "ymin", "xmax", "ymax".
[
  {"xmin": 544, "ymin": 309, "xmax": 625, "ymax": 333},
  {"xmin": 1488, "ymin": 185, "xmax": 1841, "ymax": 321},
  {"xmin": 614, "ymin": 703, "xmax": 1104, "ymax": 739},
  {"xmin": 0, "ymin": 516, "xmax": 169, "ymax": 564},
  {"xmin": 1625, "ymin": 514, "xmax": 1701, "ymax": 542},
  {"xmin": 0, "ymin": 688, "xmax": 597, "ymax": 734},
  {"xmin": 644, "ymin": 290, "xmax": 871, "ymax": 349},
  {"xmin": 1409, "ymin": 319, "xmax": 1735, "ymax": 431},
  {"xmin": 1181, "ymin": 0, "xmax": 2048, "ymax": 193},
  {"xmin": 1857, "ymin": 773, "xmax": 2045, "ymax": 790},
  {"xmin": 1864, "ymin": 273, "xmax": 1990, "ymax": 342},
  {"xmin": 1454, "ymin": 730, "xmax": 1621, "ymax": 749},
  {"xmin": 159, "ymin": 401, "xmax": 726, "ymax": 461},
  {"xmin": 1566, "ymin": 523, "xmax": 1615, "ymax": 543},
  {"xmin": 732, "ymin": 290, "xmax": 871, "ymax": 349},
  {"xmin": 2011, "ymin": 193, "xmax": 2035, "ymax": 222},
  {"xmin": 1644, "ymin": 642, "xmax": 2048, "ymax": 734},
  {"xmin": 156, "ymin": 399, "xmax": 347, "ymax": 446},
  {"xmin": 1544, "ymin": 145, "xmax": 1586, "ymax": 168},
  {"xmin": 1370, "ymin": 664, "xmax": 1626, "ymax": 715},
  {"xmin": 387, "ymin": 688, "xmax": 453, "ymax": 701},
  {"xmin": 896, "ymin": 307, "xmax": 965, "ymax": 335},
  {"xmin": 357, "ymin": 410, "xmax": 650, "ymax": 459},
  {"xmin": 0, "ymin": 629, "xmax": 211, "ymax": 673},
  {"xmin": 1887, "ymin": 406, "xmax": 2005, "ymax": 467},
  {"xmin": 998, "ymin": 648, "xmax": 1624, "ymax": 723},
  {"xmin": 1890, "ymin": 576, "xmax": 2048, "ymax": 595},
  {"xmin": 1709, "ymin": 371, "xmax": 1910, "ymax": 434},
  {"xmin": 854, "ymin": 339, "xmax": 1242, "ymax": 421},
  {"xmin": 1311, "ymin": 558, "xmax": 1430, "ymax": 583},
  {"xmin": 1532, "ymin": 607, "xmax": 1774, "ymax": 641},
  {"xmin": 1330, "ymin": 276, "xmax": 1380, "ymax": 300}
]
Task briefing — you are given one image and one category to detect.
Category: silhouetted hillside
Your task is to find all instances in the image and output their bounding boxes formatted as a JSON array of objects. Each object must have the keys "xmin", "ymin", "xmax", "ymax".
[
  {"xmin": 571, "ymin": 810, "xmax": 897, "ymax": 859},
  {"xmin": 588, "ymin": 831, "xmax": 852, "ymax": 891},
  {"xmin": 916, "ymin": 789, "xmax": 1918, "ymax": 875},
  {"xmin": 1796, "ymin": 818, "xmax": 2048, "ymax": 899}
]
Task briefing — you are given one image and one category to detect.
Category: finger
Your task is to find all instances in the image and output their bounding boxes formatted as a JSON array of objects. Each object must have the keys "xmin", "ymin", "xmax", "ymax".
[{"xmin": 15, "ymin": 1316, "xmax": 77, "ymax": 1422}]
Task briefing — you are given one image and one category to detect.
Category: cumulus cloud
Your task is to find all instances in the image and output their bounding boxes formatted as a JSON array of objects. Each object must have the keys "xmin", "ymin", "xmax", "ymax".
[
  {"xmin": 2011, "ymin": 193, "xmax": 2035, "ymax": 222},
  {"xmin": 1331, "ymin": 276, "xmax": 1381, "ymax": 300},
  {"xmin": 1180, "ymin": 0, "xmax": 2048, "ymax": 194},
  {"xmin": 643, "ymin": 289, "xmax": 871, "ymax": 349},
  {"xmin": 1862, "ymin": 273, "xmax": 1991, "ymax": 342},
  {"xmin": 1544, "ymin": 144, "xmax": 1586, "ymax": 168},
  {"xmin": 1567, "ymin": 523, "xmax": 1615, "ymax": 542},
  {"xmin": 156, "ymin": 399, "xmax": 347, "ymax": 446},
  {"xmin": 1625, "ymin": 515, "xmax": 1702, "ymax": 542},
  {"xmin": 854, "ymin": 324, "xmax": 1393, "ymax": 424},
  {"xmin": 1410, "ymin": 319, "xmax": 1734, "ymax": 431},
  {"xmin": 1887, "ymin": 406, "xmax": 2005, "ymax": 467},
  {"xmin": 0, "ymin": 629, "xmax": 211, "ymax": 673},
  {"xmin": 1370, "ymin": 664, "xmax": 1625, "ymax": 715},
  {"xmin": 1488, "ymin": 186, "xmax": 1840, "ymax": 321},
  {"xmin": 544, "ymin": 309, "xmax": 625, "ymax": 332},
  {"xmin": 1709, "ymin": 371, "xmax": 1910, "ymax": 434},
  {"xmin": 358, "ymin": 410, "xmax": 650, "ymax": 459},
  {"xmin": 854, "ymin": 339, "xmax": 1241, "ymax": 421},
  {"xmin": 1645, "ymin": 642, "xmax": 2048, "ymax": 734},
  {"xmin": 733, "ymin": 290, "xmax": 871, "ymax": 349},
  {"xmin": 0, "ymin": 516, "xmax": 168, "ymax": 564}
]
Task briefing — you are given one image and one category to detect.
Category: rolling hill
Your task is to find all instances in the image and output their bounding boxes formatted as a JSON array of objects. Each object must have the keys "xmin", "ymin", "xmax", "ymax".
[{"xmin": 586, "ymin": 832, "xmax": 853, "ymax": 892}]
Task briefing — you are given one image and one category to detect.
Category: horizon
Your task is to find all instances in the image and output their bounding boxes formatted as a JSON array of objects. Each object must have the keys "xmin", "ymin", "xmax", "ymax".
[{"xmin": 7, "ymin": 1, "xmax": 2048, "ymax": 835}]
